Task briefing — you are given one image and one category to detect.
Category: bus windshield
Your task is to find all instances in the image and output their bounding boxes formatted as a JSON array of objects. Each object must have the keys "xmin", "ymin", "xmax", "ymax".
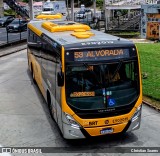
[{"xmin": 65, "ymin": 61, "xmax": 139, "ymax": 110}]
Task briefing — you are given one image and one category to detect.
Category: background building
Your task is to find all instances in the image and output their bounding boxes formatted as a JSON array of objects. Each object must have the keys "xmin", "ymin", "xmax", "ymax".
[{"xmin": 141, "ymin": 4, "xmax": 160, "ymax": 39}]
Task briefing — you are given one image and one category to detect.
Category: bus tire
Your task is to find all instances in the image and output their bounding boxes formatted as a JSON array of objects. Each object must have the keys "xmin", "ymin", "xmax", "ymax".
[
  {"xmin": 47, "ymin": 91, "xmax": 54, "ymax": 119},
  {"xmin": 31, "ymin": 64, "xmax": 36, "ymax": 84}
]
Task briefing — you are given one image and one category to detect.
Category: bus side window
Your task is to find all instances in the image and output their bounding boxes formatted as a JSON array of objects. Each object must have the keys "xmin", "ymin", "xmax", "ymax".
[
  {"xmin": 41, "ymin": 41, "xmax": 48, "ymax": 71},
  {"xmin": 28, "ymin": 29, "xmax": 33, "ymax": 42},
  {"xmin": 47, "ymin": 45, "xmax": 57, "ymax": 85},
  {"xmin": 28, "ymin": 29, "xmax": 31, "ymax": 41},
  {"xmin": 28, "ymin": 30, "xmax": 41, "ymax": 58},
  {"xmin": 33, "ymin": 33, "xmax": 35, "ymax": 41},
  {"xmin": 125, "ymin": 63, "xmax": 135, "ymax": 81}
]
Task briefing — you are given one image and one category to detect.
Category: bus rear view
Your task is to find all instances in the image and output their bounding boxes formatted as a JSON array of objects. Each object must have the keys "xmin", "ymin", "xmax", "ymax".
[{"xmin": 62, "ymin": 40, "xmax": 142, "ymax": 138}]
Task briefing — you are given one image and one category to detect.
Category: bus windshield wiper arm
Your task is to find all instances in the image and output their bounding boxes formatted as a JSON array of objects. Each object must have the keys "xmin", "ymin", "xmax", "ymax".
[{"xmin": 111, "ymin": 60, "xmax": 123, "ymax": 81}]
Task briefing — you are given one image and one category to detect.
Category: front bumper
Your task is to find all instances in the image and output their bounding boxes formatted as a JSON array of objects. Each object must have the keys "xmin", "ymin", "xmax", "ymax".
[
  {"xmin": 62, "ymin": 106, "xmax": 142, "ymax": 139},
  {"xmin": 63, "ymin": 123, "xmax": 85, "ymax": 139},
  {"xmin": 126, "ymin": 106, "xmax": 142, "ymax": 132},
  {"xmin": 63, "ymin": 122, "xmax": 128, "ymax": 139}
]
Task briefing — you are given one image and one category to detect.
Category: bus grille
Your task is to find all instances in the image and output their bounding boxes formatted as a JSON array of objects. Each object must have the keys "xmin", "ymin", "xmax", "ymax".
[{"xmin": 72, "ymin": 104, "xmax": 134, "ymax": 119}]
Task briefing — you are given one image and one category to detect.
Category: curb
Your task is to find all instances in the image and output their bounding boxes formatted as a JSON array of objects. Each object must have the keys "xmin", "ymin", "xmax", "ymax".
[
  {"xmin": 143, "ymin": 100, "xmax": 160, "ymax": 112},
  {"xmin": 0, "ymin": 45, "xmax": 27, "ymax": 57}
]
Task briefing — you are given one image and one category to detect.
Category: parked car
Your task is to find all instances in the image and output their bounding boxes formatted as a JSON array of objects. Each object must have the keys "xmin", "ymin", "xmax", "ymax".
[
  {"xmin": 6, "ymin": 19, "xmax": 28, "ymax": 32},
  {"xmin": 76, "ymin": 11, "xmax": 86, "ymax": 19},
  {"xmin": 85, "ymin": 8, "xmax": 91, "ymax": 13},
  {"xmin": 0, "ymin": 16, "xmax": 14, "ymax": 27}
]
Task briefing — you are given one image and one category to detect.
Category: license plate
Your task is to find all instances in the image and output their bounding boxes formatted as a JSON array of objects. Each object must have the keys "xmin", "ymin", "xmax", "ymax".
[{"xmin": 100, "ymin": 128, "xmax": 113, "ymax": 134}]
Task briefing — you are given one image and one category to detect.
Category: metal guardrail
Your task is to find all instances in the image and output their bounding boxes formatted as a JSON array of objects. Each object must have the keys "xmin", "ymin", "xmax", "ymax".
[
  {"xmin": 105, "ymin": 0, "xmax": 156, "ymax": 5},
  {"xmin": 106, "ymin": 11, "xmax": 141, "ymax": 31},
  {"xmin": 0, "ymin": 38, "xmax": 27, "ymax": 49},
  {"xmin": 0, "ymin": 27, "xmax": 27, "ymax": 47},
  {"xmin": 71, "ymin": 10, "xmax": 141, "ymax": 32}
]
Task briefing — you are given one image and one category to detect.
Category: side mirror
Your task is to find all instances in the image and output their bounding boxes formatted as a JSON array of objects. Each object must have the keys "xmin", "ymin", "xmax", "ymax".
[{"xmin": 57, "ymin": 72, "xmax": 64, "ymax": 87}]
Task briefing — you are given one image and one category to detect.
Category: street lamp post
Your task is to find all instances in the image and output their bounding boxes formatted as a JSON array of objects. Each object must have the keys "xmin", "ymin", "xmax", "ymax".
[
  {"xmin": 93, "ymin": 0, "xmax": 96, "ymax": 18},
  {"xmin": 66, "ymin": 0, "xmax": 70, "ymax": 20},
  {"xmin": 71, "ymin": 0, "xmax": 74, "ymax": 21},
  {"xmin": 118, "ymin": 15, "xmax": 120, "ymax": 28},
  {"xmin": 6, "ymin": 29, "xmax": 9, "ymax": 43},
  {"xmin": 19, "ymin": 18, "xmax": 21, "ymax": 41},
  {"xmin": 29, "ymin": 0, "xmax": 34, "ymax": 20},
  {"xmin": 117, "ymin": 11, "xmax": 121, "ymax": 29}
]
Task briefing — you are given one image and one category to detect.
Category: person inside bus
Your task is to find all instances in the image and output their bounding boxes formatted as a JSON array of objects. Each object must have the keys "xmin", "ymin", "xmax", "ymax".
[
  {"xmin": 105, "ymin": 71, "xmax": 120, "ymax": 83},
  {"xmin": 104, "ymin": 64, "xmax": 121, "ymax": 83},
  {"xmin": 105, "ymin": 63, "xmax": 133, "ymax": 89},
  {"xmin": 66, "ymin": 71, "xmax": 93, "ymax": 97},
  {"xmin": 72, "ymin": 72, "xmax": 94, "ymax": 91}
]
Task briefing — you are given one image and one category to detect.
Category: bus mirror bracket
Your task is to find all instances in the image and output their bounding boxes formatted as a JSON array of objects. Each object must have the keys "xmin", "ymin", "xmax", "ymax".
[{"xmin": 57, "ymin": 72, "xmax": 64, "ymax": 86}]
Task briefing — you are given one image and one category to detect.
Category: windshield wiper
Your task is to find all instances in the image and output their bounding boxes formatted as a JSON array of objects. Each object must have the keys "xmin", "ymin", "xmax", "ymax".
[{"xmin": 110, "ymin": 60, "xmax": 123, "ymax": 81}]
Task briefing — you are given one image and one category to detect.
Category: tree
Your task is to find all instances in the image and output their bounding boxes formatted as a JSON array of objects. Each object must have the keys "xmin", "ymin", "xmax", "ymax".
[
  {"xmin": 22, "ymin": 0, "xmax": 29, "ymax": 3},
  {"xmin": 96, "ymin": 0, "xmax": 103, "ymax": 9},
  {"xmin": 80, "ymin": 0, "xmax": 93, "ymax": 7}
]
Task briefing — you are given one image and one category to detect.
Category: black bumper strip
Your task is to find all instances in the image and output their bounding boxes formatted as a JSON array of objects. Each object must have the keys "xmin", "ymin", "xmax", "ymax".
[{"xmin": 80, "ymin": 120, "xmax": 131, "ymax": 138}]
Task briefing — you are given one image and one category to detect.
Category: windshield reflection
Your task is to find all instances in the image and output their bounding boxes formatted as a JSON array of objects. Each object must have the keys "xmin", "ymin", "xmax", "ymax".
[{"xmin": 65, "ymin": 61, "xmax": 139, "ymax": 110}]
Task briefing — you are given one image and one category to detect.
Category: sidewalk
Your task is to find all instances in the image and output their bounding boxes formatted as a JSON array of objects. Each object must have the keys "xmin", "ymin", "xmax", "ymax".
[{"xmin": 0, "ymin": 43, "xmax": 27, "ymax": 57}]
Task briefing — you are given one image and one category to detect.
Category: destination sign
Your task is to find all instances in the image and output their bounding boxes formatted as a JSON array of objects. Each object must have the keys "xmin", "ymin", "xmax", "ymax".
[
  {"xmin": 73, "ymin": 49, "xmax": 130, "ymax": 61},
  {"xmin": 70, "ymin": 92, "xmax": 95, "ymax": 97}
]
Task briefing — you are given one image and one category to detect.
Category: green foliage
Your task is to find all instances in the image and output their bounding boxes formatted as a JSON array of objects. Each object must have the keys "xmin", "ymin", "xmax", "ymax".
[
  {"xmin": 80, "ymin": 0, "xmax": 93, "ymax": 7},
  {"xmin": 22, "ymin": 0, "xmax": 29, "ymax": 3},
  {"xmin": 120, "ymin": 10, "xmax": 128, "ymax": 16},
  {"xmin": 136, "ymin": 43, "xmax": 160, "ymax": 100},
  {"xmin": 114, "ymin": 10, "xmax": 128, "ymax": 17},
  {"xmin": 96, "ymin": 0, "xmax": 103, "ymax": 9},
  {"xmin": 4, "ymin": 9, "xmax": 16, "ymax": 16}
]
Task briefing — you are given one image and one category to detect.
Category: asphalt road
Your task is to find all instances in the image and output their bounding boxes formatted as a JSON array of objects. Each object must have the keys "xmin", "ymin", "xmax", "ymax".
[
  {"xmin": 0, "ymin": 50, "xmax": 160, "ymax": 156},
  {"xmin": 0, "ymin": 28, "xmax": 27, "ymax": 45}
]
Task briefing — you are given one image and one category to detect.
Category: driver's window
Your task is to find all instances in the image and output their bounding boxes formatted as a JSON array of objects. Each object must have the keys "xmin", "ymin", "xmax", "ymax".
[
  {"xmin": 125, "ymin": 63, "xmax": 134, "ymax": 81},
  {"xmin": 104, "ymin": 64, "xmax": 120, "ymax": 82}
]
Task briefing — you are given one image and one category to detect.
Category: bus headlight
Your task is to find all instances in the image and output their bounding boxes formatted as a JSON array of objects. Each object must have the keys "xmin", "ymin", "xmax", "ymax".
[
  {"xmin": 64, "ymin": 113, "xmax": 81, "ymax": 128},
  {"xmin": 131, "ymin": 105, "xmax": 142, "ymax": 122}
]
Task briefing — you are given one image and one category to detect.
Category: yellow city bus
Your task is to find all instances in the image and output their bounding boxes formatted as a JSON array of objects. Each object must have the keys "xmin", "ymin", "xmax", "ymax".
[{"xmin": 27, "ymin": 19, "xmax": 142, "ymax": 139}]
